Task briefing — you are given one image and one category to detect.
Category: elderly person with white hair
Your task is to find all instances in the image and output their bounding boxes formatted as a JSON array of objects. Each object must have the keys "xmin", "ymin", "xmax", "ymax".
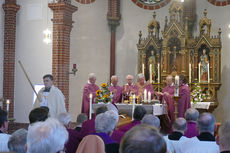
[
  {"xmin": 26, "ymin": 118, "xmax": 68, "ymax": 153},
  {"xmin": 122, "ymin": 75, "xmax": 139, "ymax": 98},
  {"xmin": 8, "ymin": 128, "xmax": 27, "ymax": 153},
  {"xmin": 81, "ymin": 73, "xmax": 99, "ymax": 117},
  {"xmin": 57, "ymin": 112, "xmax": 81, "ymax": 153},
  {"xmin": 136, "ymin": 73, "xmax": 154, "ymax": 100},
  {"xmin": 178, "ymin": 113, "xmax": 219, "ymax": 153},
  {"xmin": 109, "ymin": 75, "xmax": 122, "ymax": 103},
  {"xmin": 184, "ymin": 108, "xmax": 199, "ymax": 138},
  {"xmin": 141, "ymin": 114, "xmax": 161, "ymax": 130},
  {"xmin": 93, "ymin": 110, "xmax": 119, "ymax": 153}
]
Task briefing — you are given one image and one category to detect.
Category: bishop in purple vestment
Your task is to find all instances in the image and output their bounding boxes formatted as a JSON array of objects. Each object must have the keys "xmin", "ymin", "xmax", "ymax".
[
  {"xmin": 122, "ymin": 75, "xmax": 139, "ymax": 97},
  {"xmin": 136, "ymin": 73, "xmax": 154, "ymax": 100},
  {"xmin": 178, "ymin": 75, "xmax": 191, "ymax": 118},
  {"xmin": 109, "ymin": 75, "xmax": 122, "ymax": 103},
  {"xmin": 81, "ymin": 73, "xmax": 99, "ymax": 117}
]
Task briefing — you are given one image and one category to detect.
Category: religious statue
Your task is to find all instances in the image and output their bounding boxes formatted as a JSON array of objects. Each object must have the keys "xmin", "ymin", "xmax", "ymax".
[
  {"xmin": 170, "ymin": 46, "xmax": 177, "ymax": 71},
  {"xmin": 200, "ymin": 49, "xmax": 209, "ymax": 82},
  {"xmin": 148, "ymin": 50, "xmax": 156, "ymax": 82}
]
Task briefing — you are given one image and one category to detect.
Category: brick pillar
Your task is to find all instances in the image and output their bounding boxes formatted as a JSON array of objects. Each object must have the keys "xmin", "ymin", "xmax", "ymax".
[
  {"xmin": 107, "ymin": 0, "xmax": 121, "ymax": 78},
  {"xmin": 2, "ymin": 0, "xmax": 20, "ymax": 118},
  {"xmin": 49, "ymin": 1, "xmax": 77, "ymax": 111}
]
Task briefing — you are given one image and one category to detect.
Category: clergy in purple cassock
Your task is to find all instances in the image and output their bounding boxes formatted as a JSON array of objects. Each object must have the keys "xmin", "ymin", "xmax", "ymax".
[
  {"xmin": 109, "ymin": 75, "xmax": 122, "ymax": 103},
  {"xmin": 178, "ymin": 75, "xmax": 191, "ymax": 118},
  {"xmin": 122, "ymin": 75, "xmax": 139, "ymax": 97},
  {"xmin": 156, "ymin": 75, "xmax": 175, "ymax": 122},
  {"xmin": 81, "ymin": 73, "xmax": 99, "ymax": 117},
  {"xmin": 136, "ymin": 73, "xmax": 154, "ymax": 100}
]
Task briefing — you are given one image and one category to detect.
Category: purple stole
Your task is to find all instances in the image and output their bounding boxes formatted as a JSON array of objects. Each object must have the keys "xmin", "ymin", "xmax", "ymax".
[
  {"xmin": 81, "ymin": 83, "xmax": 99, "ymax": 117},
  {"xmin": 184, "ymin": 121, "xmax": 199, "ymax": 138},
  {"xmin": 109, "ymin": 85, "xmax": 122, "ymax": 103}
]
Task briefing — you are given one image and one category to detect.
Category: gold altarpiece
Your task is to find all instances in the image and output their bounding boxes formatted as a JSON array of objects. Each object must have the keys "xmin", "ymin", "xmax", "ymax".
[{"xmin": 137, "ymin": 1, "xmax": 222, "ymax": 112}]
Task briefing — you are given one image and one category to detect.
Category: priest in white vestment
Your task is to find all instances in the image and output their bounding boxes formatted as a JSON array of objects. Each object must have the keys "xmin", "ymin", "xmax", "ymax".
[
  {"xmin": 164, "ymin": 118, "xmax": 188, "ymax": 153},
  {"xmin": 34, "ymin": 74, "xmax": 66, "ymax": 118},
  {"xmin": 177, "ymin": 113, "xmax": 219, "ymax": 153}
]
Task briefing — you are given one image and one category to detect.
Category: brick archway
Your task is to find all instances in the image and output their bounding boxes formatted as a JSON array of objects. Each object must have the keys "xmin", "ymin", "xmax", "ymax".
[
  {"xmin": 132, "ymin": 0, "xmax": 171, "ymax": 10},
  {"xmin": 207, "ymin": 0, "xmax": 230, "ymax": 6}
]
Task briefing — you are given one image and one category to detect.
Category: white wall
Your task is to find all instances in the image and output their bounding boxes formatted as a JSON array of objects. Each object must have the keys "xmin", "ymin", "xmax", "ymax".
[
  {"xmin": 69, "ymin": 0, "xmax": 110, "ymax": 121},
  {"xmin": 0, "ymin": 1, "xmax": 4, "ymax": 101},
  {"xmin": 14, "ymin": 0, "xmax": 52, "ymax": 122}
]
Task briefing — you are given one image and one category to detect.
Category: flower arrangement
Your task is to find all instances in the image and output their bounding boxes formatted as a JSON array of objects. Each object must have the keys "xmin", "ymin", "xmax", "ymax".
[
  {"xmin": 191, "ymin": 83, "xmax": 207, "ymax": 103},
  {"xmin": 95, "ymin": 83, "xmax": 112, "ymax": 103}
]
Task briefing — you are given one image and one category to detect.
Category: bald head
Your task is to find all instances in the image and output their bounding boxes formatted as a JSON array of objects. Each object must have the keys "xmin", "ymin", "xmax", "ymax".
[
  {"xmin": 126, "ymin": 75, "xmax": 134, "ymax": 85},
  {"xmin": 111, "ymin": 75, "xmax": 118, "ymax": 86},
  {"xmin": 173, "ymin": 118, "xmax": 187, "ymax": 133},
  {"xmin": 166, "ymin": 75, "xmax": 173, "ymax": 86}
]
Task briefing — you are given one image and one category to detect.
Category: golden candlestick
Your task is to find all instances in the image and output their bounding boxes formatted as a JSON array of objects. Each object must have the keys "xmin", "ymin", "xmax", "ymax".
[{"xmin": 173, "ymin": 96, "xmax": 181, "ymax": 119}]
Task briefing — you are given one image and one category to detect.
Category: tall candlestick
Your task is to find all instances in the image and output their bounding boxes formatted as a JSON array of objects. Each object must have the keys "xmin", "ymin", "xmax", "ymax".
[
  {"xmin": 148, "ymin": 91, "xmax": 151, "ymax": 103},
  {"xmin": 175, "ymin": 75, "xmax": 179, "ymax": 97},
  {"xmin": 189, "ymin": 63, "xmax": 191, "ymax": 84},
  {"xmin": 6, "ymin": 99, "xmax": 10, "ymax": 112},
  {"xmin": 208, "ymin": 63, "xmax": 210, "ymax": 83},
  {"xmin": 158, "ymin": 63, "xmax": 160, "ymax": 83},
  {"xmin": 142, "ymin": 63, "xmax": 145, "ymax": 76},
  {"xmin": 198, "ymin": 63, "xmax": 201, "ymax": 83},
  {"xmin": 144, "ymin": 89, "xmax": 147, "ymax": 102},
  {"xmin": 132, "ymin": 94, "xmax": 135, "ymax": 120},
  {"xmin": 89, "ymin": 94, "xmax": 92, "ymax": 120},
  {"xmin": 149, "ymin": 64, "xmax": 152, "ymax": 83}
]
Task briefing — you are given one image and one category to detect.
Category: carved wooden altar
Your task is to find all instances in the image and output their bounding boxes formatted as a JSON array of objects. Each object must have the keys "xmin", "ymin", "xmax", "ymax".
[{"xmin": 137, "ymin": 1, "xmax": 222, "ymax": 112}]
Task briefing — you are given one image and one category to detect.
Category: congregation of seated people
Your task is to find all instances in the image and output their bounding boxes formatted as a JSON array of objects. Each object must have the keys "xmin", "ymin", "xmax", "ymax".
[{"xmin": 0, "ymin": 105, "xmax": 229, "ymax": 153}]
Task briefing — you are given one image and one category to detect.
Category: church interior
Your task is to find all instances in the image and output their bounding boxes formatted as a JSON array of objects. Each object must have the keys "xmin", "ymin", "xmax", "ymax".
[{"xmin": 0, "ymin": 0, "xmax": 230, "ymax": 125}]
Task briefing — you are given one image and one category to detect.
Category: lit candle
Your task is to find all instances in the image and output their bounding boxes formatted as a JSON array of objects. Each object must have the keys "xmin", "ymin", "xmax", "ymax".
[
  {"xmin": 158, "ymin": 63, "xmax": 160, "ymax": 83},
  {"xmin": 175, "ymin": 75, "xmax": 179, "ymax": 97},
  {"xmin": 144, "ymin": 89, "xmax": 147, "ymax": 102},
  {"xmin": 189, "ymin": 63, "xmax": 191, "ymax": 84},
  {"xmin": 148, "ymin": 91, "xmax": 151, "ymax": 103},
  {"xmin": 149, "ymin": 64, "xmax": 152, "ymax": 83},
  {"xmin": 208, "ymin": 63, "xmax": 210, "ymax": 83},
  {"xmin": 73, "ymin": 64, "xmax": 76, "ymax": 69},
  {"xmin": 198, "ymin": 63, "xmax": 201, "ymax": 83},
  {"xmin": 6, "ymin": 99, "xmax": 10, "ymax": 112},
  {"xmin": 142, "ymin": 63, "xmax": 145, "ymax": 76},
  {"xmin": 132, "ymin": 94, "xmax": 135, "ymax": 120},
  {"xmin": 89, "ymin": 93, "xmax": 92, "ymax": 120}
]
